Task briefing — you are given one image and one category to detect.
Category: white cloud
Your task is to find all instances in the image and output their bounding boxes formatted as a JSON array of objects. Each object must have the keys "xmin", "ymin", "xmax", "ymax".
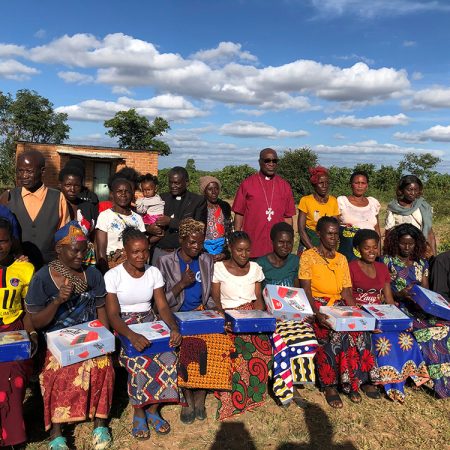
[
  {"xmin": 394, "ymin": 125, "xmax": 450, "ymax": 142},
  {"xmin": 309, "ymin": 0, "xmax": 450, "ymax": 18},
  {"xmin": 57, "ymin": 71, "xmax": 94, "ymax": 84},
  {"xmin": 0, "ymin": 59, "xmax": 39, "ymax": 80},
  {"xmin": 406, "ymin": 86, "xmax": 450, "ymax": 109},
  {"xmin": 219, "ymin": 120, "xmax": 308, "ymax": 139},
  {"xmin": 112, "ymin": 86, "xmax": 133, "ymax": 95},
  {"xmin": 6, "ymin": 33, "xmax": 409, "ymax": 110},
  {"xmin": 0, "ymin": 44, "xmax": 26, "ymax": 57},
  {"xmin": 191, "ymin": 42, "xmax": 258, "ymax": 65},
  {"xmin": 313, "ymin": 139, "xmax": 444, "ymax": 157},
  {"xmin": 55, "ymin": 94, "xmax": 208, "ymax": 122},
  {"xmin": 334, "ymin": 54, "xmax": 374, "ymax": 65},
  {"xmin": 319, "ymin": 113, "xmax": 409, "ymax": 128},
  {"xmin": 34, "ymin": 29, "xmax": 46, "ymax": 39},
  {"xmin": 412, "ymin": 71, "xmax": 423, "ymax": 80},
  {"xmin": 403, "ymin": 40, "xmax": 416, "ymax": 47}
]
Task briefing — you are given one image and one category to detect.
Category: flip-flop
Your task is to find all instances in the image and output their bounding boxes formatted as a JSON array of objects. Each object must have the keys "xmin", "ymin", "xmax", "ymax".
[
  {"xmin": 145, "ymin": 411, "xmax": 171, "ymax": 434},
  {"xmin": 361, "ymin": 385, "xmax": 381, "ymax": 400},
  {"xmin": 132, "ymin": 415, "xmax": 150, "ymax": 441},
  {"xmin": 92, "ymin": 426, "xmax": 112, "ymax": 450},
  {"xmin": 324, "ymin": 389, "xmax": 343, "ymax": 409},
  {"xmin": 348, "ymin": 391, "xmax": 363, "ymax": 404},
  {"xmin": 48, "ymin": 436, "xmax": 69, "ymax": 450}
]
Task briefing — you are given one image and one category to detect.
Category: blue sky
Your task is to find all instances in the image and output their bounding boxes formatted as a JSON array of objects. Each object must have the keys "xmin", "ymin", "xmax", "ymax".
[{"xmin": 2, "ymin": 0, "xmax": 450, "ymax": 172}]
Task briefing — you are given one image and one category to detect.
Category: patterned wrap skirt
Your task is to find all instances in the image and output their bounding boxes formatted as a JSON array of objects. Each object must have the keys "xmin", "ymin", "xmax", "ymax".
[
  {"xmin": 119, "ymin": 310, "xmax": 183, "ymax": 408},
  {"xmin": 372, "ymin": 330, "xmax": 430, "ymax": 402},
  {"xmin": 271, "ymin": 320, "xmax": 318, "ymax": 405},
  {"xmin": 313, "ymin": 298, "xmax": 378, "ymax": 393},
  {"xmin": 215, "ymin": 303, "xmax": 273, "ymax": 421},
  {"xmin": 40, "ymin": 351, "xmax": 114, "ymax": 431},
  {"xmin": 0, "ymin": 320, "xmax": 33, "ymax": 446}
]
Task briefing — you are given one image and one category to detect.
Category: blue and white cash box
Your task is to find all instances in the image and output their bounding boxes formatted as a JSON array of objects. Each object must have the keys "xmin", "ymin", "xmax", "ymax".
[
  {"xmin": 0, "ymin": 330, "xmax": 31, "ymax": 362},
  {"xmin": 119, "ymin": 320, "xmax": 172, "ymax": 357},
  {"xmin": 362, "ymin": 304, "xmax": 412, "ymax": 332},
  {"xmin": 411, "ymin": 285, "xmax": 450, "ymax": 320},
  {"xmin": 174, "ymin": 310, "xmax": 225, "ymax": 335},
  {"xmin": 225, "ymin": 310, "xmax": 277, "ymax": 333}
]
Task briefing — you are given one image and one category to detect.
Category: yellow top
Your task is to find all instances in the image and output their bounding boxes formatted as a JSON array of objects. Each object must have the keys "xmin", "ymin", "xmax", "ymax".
[
  {"xmin": 298, "ymin": 194, "xmax": 339, "ymax": 231},
  {"xmin": 299, "ymin": 248, "xmax": 351, "ymax": 305},
  {"xmin": 0, "ymin": 260, "xmax": 35, "ymax": 325}
]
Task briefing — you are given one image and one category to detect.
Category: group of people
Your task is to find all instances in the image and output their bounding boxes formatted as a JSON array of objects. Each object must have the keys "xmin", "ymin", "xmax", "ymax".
[{"xmin": 0, "ymin": 147, "xmax": 449, "ymax": 449}]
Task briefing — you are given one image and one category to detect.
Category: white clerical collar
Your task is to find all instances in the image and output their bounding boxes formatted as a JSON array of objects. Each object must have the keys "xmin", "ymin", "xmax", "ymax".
[{"xmin": 175, "ymin": 196, "xmax": 182, "ymax": 200}]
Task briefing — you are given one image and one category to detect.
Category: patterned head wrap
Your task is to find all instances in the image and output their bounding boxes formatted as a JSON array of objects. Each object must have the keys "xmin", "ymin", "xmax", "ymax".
[
  {"xmin": 54, "ymin": 221, "xmax": 87, "ymax": 245},
  {"xmin": 308, "ymin": 166, "xmax": 329, "ymax": 185}
]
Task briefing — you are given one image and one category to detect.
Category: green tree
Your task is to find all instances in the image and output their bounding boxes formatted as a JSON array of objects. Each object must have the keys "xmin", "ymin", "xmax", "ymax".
[
  {"xmin": 328, "ymin": 166, "xmax": 353, "ymax": 197},
  {"xmin": 353, "ymin": 163, "xmax": 376, "ymax": 180},
  {"xmin": 277, "ymin": 148, "xmax": 318, "ymax": 201},
  {"xmin": 104, "ymin": 110, "xmax": 171, "ymax": 155},
  {"xmin": 398, "ymin": 152, "xmax": 441, "ymax": 181},
  {"xmin": 0, "ymin": 89, "xmax": 70, "ymax": 186},
  {"xmin": 213, "ymin": 165, "xmax": 256, "ymax": 199}
]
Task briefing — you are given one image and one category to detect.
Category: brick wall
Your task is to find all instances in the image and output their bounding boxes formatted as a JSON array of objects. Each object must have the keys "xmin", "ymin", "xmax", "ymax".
[{"xmin": 15, "ymin": 142, "xmax": 158, "ymax": 189}]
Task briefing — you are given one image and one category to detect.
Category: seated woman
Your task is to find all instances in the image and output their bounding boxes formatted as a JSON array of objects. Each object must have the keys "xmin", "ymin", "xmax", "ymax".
[
  {"xmin": 256, "ymin": 222, "xmax": 318, "ymax": 406},
  {"xmin": 157, "ymin": 218, "xmax": 233, "ymax": 424},
  {"xmin": 96, "ymin": 178, "xmax": 146, "ymax": 274},
  {"xmin": 0, "ymin": 218, "xmax": 36, "ymax": 448},
  {"xmin": 383, "ymin": 224, "xmax": 450, "ymax": 398},
  {"xmin": 337, "ymin": 171, "xmax": 381, "ymax": 261},
  {"xmin": 105, "ymin": 227, "xmax": 182, "ymax": 441},
  {"xmin": 212, "ymin": 231, "xmax": 273, "ymax": 420},
  {"xmin": 199, "ymin": 176, "xmax": 232, "ymax": 262},
  {"xmin": 385, "ymin": 175, "xmax": 436, "ymax": 256},
  {"xmin": 25, "ymin": 221, "xmax": 114, "ymax": 450},
  {"xmin": 299, "ymin": 217, "xmax": 377, "ymax": 408},
  {"xmin": 349, "ymin": 229, "xmax": 429, "ymax": 402},
  {"xmin": 297, "ymin": 166, "xmax": 339, "ymax": 253}
]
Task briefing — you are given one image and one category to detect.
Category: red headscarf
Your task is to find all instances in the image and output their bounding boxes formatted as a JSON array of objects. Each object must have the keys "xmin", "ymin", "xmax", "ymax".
[{"xmin": 308, "ymin": 166, "xmax": 328, "ymax": 185}]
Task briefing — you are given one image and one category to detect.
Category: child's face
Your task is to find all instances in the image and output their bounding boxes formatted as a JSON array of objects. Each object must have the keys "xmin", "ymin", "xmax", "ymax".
[{"xmin": 141, "ymin": 181, "xmax": 157, "ymax": 198}]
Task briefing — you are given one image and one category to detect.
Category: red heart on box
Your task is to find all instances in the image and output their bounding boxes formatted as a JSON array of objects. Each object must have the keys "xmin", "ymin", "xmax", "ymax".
[
  {"xmin": 78, "ymin": 351, "xmax": 89, "ymax": 358},
  {"xmin": 272, "ymin": 299, "xmax": 283, "ymax": 310},
  {"xmin": 89, "ymin": 320, "xmax": 103, "ymax": 328},
  {"xmin": 277, "ymin": 287, "xmax": 288, "ymax": 298},
  {"xmin": 348, "ymin": 323, "xmax": 356, "ymax": 330}
]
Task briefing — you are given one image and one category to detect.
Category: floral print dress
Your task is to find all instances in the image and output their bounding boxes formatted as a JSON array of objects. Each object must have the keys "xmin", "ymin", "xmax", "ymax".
[{"xmin": 383, "ymin": 256, "xmax": 450, "ymax": 398}]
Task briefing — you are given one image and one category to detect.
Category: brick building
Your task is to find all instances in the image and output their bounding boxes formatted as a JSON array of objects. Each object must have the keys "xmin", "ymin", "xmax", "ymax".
[{"xmin": 16, "ymin": 141, "xmax": 158, "ymax": 200}]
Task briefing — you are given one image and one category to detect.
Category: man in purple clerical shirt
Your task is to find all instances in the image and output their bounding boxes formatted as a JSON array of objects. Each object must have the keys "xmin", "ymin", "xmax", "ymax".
[{"xmin": 232, "ymin": 148, "xmax": 296, "ymax": 258}]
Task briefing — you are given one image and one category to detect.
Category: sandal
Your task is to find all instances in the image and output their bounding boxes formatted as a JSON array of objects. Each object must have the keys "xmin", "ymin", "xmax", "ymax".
[
  {"xmin": 324, "ymin": 388, "xmax": 343, "ymax": 409},
  {"xmin": 348, "ymin": 391, "xmax": 362, "ymax": 404},
  {"xmin": 361, "ymin": 385, "xmax": 381, "ymax": 400},
  {"xmin": 48, "ymin": 436, "xmax": 69, "ymax": 450},
  {"xmin": 132, "ymin": 415, "xmax": 150, "ymax": 441},
  {"xmin": 92, "ymin": 426, "xmax": 112, "ymax": 450},
  {"xmin": 145, "ymin": 411, "xmax": 171, "ymax": 434}
]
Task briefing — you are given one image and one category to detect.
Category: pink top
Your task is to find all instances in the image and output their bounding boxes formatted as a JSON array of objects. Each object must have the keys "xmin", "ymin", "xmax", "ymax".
[
  {"xmin": 337, "ymin": 196, "xmax": 380, "ymax": 230},
  {"xmin": 349, "ymin": 260, "xmax": 390, "ymax": 305},
  {"xmin": 232, "ymin": 172, "xmax": 296, "ymax": 258}
]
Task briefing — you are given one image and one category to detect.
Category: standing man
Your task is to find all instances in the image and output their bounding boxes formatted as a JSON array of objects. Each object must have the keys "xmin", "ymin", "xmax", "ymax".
[
  {"xmin": 149, "ymin": 167, "xmax": 207, "ymax": 264},
  {"xmin": 1, "ymin": 150, "xmax": 69, "ymax": 268},
  {"xmin": 233, "ymin": 148, "xmax": 296, "ymax": 258}
]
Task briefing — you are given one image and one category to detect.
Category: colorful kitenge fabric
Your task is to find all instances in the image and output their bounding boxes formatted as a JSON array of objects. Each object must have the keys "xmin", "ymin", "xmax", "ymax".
[
  {"xmin": 383, "ymin": 255, "xmax": 450, "ymax": 398},
  {"xmin": 178, "ymin": 333, "xmax": 234, "ymax": 390},
  {"xmin": 0, "ymin": 320, "xmax": 33, "ymax": 446},
  {"xmin": 338, "ymin": 226, "xmax": 361, "ymax": 262},
  {"xmin": 39, "ymin": 351, "xmax": 114, "ymax": 431},
  {"xmin": 205, "ymin": 204, "xmax": 225, "ymax": 240},
  {"xmin": 313, "ymin": 298, "xmax": 378, "ymax": 393},
  {"xmin": 271, "ymin": 321, "xmax": 318, "ymax": 405},
  {"xmin": 215, "ymin": 303, "xmax": 273, "ymax": 421},
  {"xmin": 372, "ymin": 331, "xmax": 430, "ymax": 401},
  {"xmin": 119, "ymin": 311, "xmax": 183, "ymax": 408}
]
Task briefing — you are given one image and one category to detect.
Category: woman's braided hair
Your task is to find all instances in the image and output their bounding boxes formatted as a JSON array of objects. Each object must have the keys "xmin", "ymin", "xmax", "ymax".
[
  {"xmin": 121, "ymin": 226, "xmax": 148, "ymax": 247},
  {"xmin": 179, "ymin": 218, "xmax": 205, "ymax": 240}
]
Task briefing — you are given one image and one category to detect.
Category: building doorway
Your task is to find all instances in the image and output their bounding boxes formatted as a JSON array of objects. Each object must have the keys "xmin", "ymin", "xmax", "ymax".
[{"xmin": 93, "ymin": 162, "xmax": 111, "ymax": 201}]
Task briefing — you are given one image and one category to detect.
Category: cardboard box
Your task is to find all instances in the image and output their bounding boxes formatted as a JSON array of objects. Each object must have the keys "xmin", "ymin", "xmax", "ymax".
[
  {"xmin": 319, "ymin": 306, "xmax": 376, "ymax": 331},
  {"xmin": 263, "ymin": 285, "xmax": 314, "ymax": 321},
  {"xmin": 119, "ymin": 321, "xmax": 172, "ymax": 357},
  {"xmin": 0, "ymin": 330, "xmax": 31, "ymax": 362},
  {"xmin": 362, "ymin": 304, "xmax": 412, "ymax": 332},
  {"xmin": 225, "ymin": 310, "xmax": 277, "ymax": 333},
  {"xmin": 46, "ymin": 320, "xmax": 115, "ymax": 367},
  {"xmin": 174, "ymin": 310, "xmax": 225, "ymax": 335},
  {"xmin": 411, "ymin": 285, "xmax": 450, "ymax": 320}
]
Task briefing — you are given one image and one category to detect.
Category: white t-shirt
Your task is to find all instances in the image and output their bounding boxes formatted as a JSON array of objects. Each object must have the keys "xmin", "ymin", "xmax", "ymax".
[
  {"xmin": 104, "ymin": 264, "xmax": 165, "ymax": 313},
  {"xmin": 96, "ymin": 209, "xmax": 146, "ymax": 254},
  {"xmin": 337, "ymin": 196, "xmax": 380, "ymax": 230},
  {"xmin": 212, "ymin": 261, "xmax": 265, "ymax": 309}
]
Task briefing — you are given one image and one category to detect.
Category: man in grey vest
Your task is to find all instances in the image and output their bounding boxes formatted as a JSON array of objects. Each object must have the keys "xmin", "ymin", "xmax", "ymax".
[{"xmin": 1, "ymin": 150, "xmax": 69, "ymax": 268}]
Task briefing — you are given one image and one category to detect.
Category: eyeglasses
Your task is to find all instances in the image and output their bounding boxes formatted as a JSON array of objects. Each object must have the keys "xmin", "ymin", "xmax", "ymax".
[{"xmin": 261, "ymin": 158, "xmax": 279, "ymax": 164}]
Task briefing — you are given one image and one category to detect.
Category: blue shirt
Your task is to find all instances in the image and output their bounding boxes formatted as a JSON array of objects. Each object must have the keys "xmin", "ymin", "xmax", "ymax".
[{"xmin": 179, "ymin": 256, "xmax": 202, "ymax": 311}]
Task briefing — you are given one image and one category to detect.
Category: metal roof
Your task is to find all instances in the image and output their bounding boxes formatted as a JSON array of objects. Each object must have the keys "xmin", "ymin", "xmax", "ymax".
[{"xmin": 57, "ymin": 148, "xmax": 123, "ymax": 159}]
